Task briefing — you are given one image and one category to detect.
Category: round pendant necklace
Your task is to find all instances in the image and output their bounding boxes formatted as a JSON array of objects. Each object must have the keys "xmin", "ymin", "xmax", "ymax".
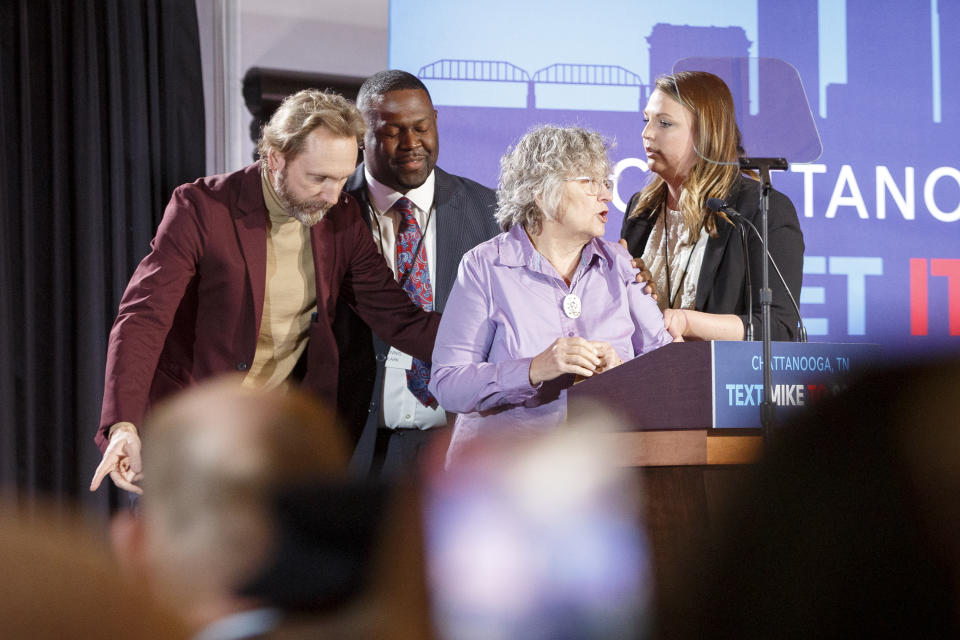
[
  {"xmin": 562, "ymin": 292, "xmax": 582, "ymax": 319},
  {"xmin": 555, "ymin": 266, "xmax": 585, "ymax": 319}
]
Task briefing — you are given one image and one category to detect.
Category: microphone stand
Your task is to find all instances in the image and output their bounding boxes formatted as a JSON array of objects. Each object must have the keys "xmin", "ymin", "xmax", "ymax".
[
  {"xmin": 738, "ymin": 222, "xmax": 754, "ymax": 341},
  {"xmin": 739, "ymin": 156, "xmax": 788, "ymax": 443}
]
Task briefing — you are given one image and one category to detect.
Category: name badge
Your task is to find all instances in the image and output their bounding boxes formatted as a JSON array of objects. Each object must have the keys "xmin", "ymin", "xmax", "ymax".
[{"xmin": 385, "ymin": 347, "xmax": 414, "ymax": 370}]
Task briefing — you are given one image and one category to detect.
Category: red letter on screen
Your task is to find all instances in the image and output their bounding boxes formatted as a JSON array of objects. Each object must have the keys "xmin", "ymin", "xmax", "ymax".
[
  {"xmin": 910, "ymin": 258, "xmax": 928, "ymax": 335},
  {"xmin": 930, "ymin": 259, "xmax": 960, "ymax": 336}
]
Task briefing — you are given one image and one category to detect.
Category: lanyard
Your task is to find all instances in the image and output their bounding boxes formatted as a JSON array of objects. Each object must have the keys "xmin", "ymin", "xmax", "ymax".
[{"xmin": 371, "ymin": 198, "xmax": 434, "ymax": 289}]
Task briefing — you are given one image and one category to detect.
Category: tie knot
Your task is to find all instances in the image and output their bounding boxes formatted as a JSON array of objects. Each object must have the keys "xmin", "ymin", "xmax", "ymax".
[
  {"xmin": 394, "ymin": 196, "xmax": 414, "ymax": 215},
  {"xmin": 393, "ymin": 198, "xmax": 420, "ymax": 233}
]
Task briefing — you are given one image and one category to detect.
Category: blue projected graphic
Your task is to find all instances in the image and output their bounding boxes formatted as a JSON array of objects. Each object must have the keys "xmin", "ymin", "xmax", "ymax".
[{"xmin": 390, "ymin": 0, "xmax": 960, "ymax": 354}]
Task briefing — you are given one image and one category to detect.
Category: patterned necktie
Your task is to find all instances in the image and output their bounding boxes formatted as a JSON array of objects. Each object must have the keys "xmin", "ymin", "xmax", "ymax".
[{"xmin": 393, "ymin": 197, "xmax": 437, "ymax": 408}]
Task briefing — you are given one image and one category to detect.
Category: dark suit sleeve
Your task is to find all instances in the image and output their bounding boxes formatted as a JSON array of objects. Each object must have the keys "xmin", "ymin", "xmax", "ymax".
[
  {"xmin": 431, "ymin": 170, "xmax": 500, "ymax": 311},
  {"xmin": 740, "ymin": 188, "xmax": 805, "ymax": 341},
  {"xmin": 97, "ymin": 185, "xmax": 204, "ymax": 450},
  {"xmin": 338, "ymin": 212, "xmax": 440, "ymax": 363},
  {"xmin": 620, "ymin": 192, "xmax": 649, "ymax": 257}
]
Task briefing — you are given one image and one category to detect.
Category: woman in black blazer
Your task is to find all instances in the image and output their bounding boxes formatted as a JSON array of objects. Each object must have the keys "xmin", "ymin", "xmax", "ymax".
[{"xmin": 621, "ymin": 71, "xmax": 803, "ymax": 342}]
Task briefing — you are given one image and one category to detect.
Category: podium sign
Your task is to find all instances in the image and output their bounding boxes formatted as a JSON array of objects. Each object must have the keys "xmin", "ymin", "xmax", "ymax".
[
  {"xmin": 567, "ymin": 341, "xmax": 881, "ymax": 432},
  {"xmin": 711, "ymin": 341, "xmax": 880, "ymax": 428}
]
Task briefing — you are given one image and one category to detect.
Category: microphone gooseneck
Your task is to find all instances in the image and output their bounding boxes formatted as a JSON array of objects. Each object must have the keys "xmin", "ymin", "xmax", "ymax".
[{"xmin": 705, "ymin": 198, "xmax": 807, "ymax": 342}]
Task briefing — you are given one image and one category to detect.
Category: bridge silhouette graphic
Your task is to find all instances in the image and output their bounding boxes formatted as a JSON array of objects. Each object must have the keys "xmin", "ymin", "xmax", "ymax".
[{"xmin": 418, "ymin": 59, "xmax": 647, "ymax": 109}]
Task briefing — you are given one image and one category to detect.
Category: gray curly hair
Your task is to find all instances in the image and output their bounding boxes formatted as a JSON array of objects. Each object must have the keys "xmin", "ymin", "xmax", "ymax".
[{"xmin": 495, "ymin": 125, "xmax": 612, "ymax": 234}]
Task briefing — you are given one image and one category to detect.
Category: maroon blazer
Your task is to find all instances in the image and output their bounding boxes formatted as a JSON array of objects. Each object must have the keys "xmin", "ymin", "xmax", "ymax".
[{"xmin": 96, "ymin": 163, "xmax": 439, "ymax": 451}]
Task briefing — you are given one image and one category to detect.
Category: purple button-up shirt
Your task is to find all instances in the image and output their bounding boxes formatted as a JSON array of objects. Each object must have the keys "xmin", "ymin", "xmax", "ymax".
[{"xmin": 429, "ymin": 224, "xmax": 673, "ymax": 463}]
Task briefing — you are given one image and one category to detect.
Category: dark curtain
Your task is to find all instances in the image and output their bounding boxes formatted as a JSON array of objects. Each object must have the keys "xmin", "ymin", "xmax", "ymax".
[{"xmin": 0, "ymin": 0, "xmax": 205, "ymax": 513}]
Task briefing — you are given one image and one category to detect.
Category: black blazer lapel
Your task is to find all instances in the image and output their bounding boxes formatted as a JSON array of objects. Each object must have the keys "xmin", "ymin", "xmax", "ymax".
[
  {"xmin": 233, "ymin": 164, "xmax": 269, "ymax": 338},
  {"xmin": 695, "ymin": 210, "xmax": 738, "ymax": 311},
  {"xmin": 696, "ymin": 176, "xmax": 756, "ymax": 310},
  {"xmin": 620, "ymin": 192, "xmax": 658, "ymax": 258}
]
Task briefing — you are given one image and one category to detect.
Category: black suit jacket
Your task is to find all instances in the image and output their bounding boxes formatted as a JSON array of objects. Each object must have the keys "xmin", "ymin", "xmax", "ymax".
[
  {"xmin": 621, "ymin": 175, "xmax": 804, "ymax": 341},
  {"xmin": 334, "ymin": 165, "xmax": 499, "ymax": 445}
]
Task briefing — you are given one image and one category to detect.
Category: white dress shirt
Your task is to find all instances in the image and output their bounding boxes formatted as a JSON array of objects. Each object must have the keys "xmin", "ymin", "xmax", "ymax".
[{"xmin": 364, "ymin": 167, "xmax": 447, "ymax": 430}]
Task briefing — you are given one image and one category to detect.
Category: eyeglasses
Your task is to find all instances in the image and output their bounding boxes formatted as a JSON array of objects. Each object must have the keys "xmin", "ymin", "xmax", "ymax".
[{"xmin": 565, "ymin": 176, "xmax": 614, "ymax": 196}]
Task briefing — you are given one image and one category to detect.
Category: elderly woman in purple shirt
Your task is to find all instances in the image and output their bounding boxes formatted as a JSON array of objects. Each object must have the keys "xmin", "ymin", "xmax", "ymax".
[{"xmin": 429, "ymin": 125, "xmax": 673, "ymax": 463}]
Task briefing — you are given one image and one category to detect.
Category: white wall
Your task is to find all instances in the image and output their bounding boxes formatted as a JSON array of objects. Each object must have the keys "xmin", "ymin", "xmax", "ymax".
[{"xmin": 196, "ymin": 0, "xmax": 389, "ymax": 174}]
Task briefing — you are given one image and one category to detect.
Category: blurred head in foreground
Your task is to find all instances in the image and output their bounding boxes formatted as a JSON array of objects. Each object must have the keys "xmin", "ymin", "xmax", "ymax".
[
  {"xmin": 424, "ymin": 410, "xmax": 652, "ymax": 639},
  {"xmin": 113, "ymin": 376, "xmax": 351, "ymax": 631},
  {"xmin": 656, "ymin": 359, "xmax": 960, "ymax": 638}
]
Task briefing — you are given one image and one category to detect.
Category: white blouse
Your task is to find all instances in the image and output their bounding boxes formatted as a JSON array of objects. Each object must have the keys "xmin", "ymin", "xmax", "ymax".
[{"xmin": 641, "ymin": 207, "xmax": 709, "ymax": 311}]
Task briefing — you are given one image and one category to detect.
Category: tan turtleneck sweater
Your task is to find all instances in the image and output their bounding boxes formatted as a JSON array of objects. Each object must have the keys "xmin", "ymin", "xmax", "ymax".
[{"xmin": 241, "ymin": 171, "xmax": 317, "ymax": 390}]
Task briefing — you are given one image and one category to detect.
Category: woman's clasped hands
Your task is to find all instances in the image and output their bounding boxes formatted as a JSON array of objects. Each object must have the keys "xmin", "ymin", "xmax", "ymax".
[{"xmin": 529, "ymin": 336, "xmax": 623, "ymax": 385}]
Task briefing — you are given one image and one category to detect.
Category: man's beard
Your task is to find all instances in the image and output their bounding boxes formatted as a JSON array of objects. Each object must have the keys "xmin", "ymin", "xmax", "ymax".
[{"xmin": 272, "ymin": 168, "xmax": 332, "ymax": 227}]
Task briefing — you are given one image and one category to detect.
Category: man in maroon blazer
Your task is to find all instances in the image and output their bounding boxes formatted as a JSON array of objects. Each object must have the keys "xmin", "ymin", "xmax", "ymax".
[{"xmin": 90, "ymin": 89, "xmax": 439, "ymax": 495}]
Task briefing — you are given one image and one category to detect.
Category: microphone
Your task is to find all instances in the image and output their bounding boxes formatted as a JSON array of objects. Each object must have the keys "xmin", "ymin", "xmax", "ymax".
[
  {"xmin": 708, "ymin": 198, "xmax": 754, "ymax": 340},
  {"xmin": 706, "ymin": 198, "xmax": 807, "ymax": 342},
  {"xmin": 706, "ymin": 197, "xmax": 732, "ymax": 215}
]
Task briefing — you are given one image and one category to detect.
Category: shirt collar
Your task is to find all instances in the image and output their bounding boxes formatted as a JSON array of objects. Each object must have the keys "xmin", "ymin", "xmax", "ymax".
[
  {"xmin": 193, "ymin": 607, "xmax": 283, "ymax": 640},
  {"xmin": 364, "ymin": 166, "xmax": 436, "ymax": 215},
  {"xmin": 498, "ymin": 225, "xmax": 608, "ymax": 272},
  {"xmin": 580, "ymin": 237, "xmax": 608, "ymax": 267}
]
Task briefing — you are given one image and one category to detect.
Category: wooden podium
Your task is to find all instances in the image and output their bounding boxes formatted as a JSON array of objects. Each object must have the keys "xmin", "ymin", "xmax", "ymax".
[
  {"xmin": 567, "ymin": 342, "xmax": 762, "ymax": 588},
  {"xmin": 566, "ymin": 339, "xmax": 879, "ymax": 587},
  {"xmin": 567, "ymin": 341, "xmax": 762, "ymax": 466}
]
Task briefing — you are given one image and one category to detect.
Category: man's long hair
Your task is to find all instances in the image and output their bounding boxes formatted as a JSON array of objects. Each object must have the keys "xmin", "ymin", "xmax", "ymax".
[{"xmin": 257, "ymin": 89, "xmax": 366, "ymax": 164}]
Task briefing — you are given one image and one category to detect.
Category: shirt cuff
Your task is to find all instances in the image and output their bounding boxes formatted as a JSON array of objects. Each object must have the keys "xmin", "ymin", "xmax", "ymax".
[
  {"xmin": 108, "ymin": 422, "xmax": 138, "ymax": 439},
  {"xmin": 498, "ymin": 357, "xmax": 541, "ymax": 403}
]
